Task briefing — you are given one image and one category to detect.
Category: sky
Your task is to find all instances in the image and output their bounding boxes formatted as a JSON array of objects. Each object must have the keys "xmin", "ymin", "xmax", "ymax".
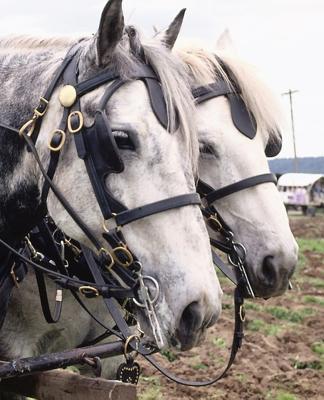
[{"xmin": 0, "ymin": 0, "xmax": 323, "ymax": 158}]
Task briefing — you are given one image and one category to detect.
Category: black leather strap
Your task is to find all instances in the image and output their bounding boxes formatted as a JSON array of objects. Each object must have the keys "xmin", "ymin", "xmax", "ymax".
[
  {"xmin": 75, "ymin": 64, "xmax": 158, "ymax": 97},
  {"xmin": 202, "ymin": 174, "xmax": 277, "ymax": 205},
  {"xmin": 115, "ymin": 193, "xmax": 201, "ymax": 227},
  {"xmin": 142, "ymin": 286, "xmax": 245, "ymax": 386},
  {"xmin": 193, "ymin": 81, "xmax": 233, "ymax": 104}
]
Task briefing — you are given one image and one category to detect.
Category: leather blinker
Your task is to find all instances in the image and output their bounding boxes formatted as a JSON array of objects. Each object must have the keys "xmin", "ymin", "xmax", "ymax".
[{"xmin": 226, "ymin": 93, "xmax": 257, "ymax": 140}]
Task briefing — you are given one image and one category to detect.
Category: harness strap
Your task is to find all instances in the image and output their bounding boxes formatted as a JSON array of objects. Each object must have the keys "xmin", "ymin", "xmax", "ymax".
[
  {"xmin": 200, "ymin": 173, "xmax": 277, "ymax": 205},
  {"xmin": 115, "ymin": 193, "xmax": 201, "ymax": 227},
  {"xmin": 142, "ymin": 286, "xmax": 245, "ymax": 386}
]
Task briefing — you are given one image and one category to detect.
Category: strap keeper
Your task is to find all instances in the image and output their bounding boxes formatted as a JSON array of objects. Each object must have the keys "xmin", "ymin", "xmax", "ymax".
[{"xmin": 34, "ymin": 97, "xmax": 49, "ymax": 117}]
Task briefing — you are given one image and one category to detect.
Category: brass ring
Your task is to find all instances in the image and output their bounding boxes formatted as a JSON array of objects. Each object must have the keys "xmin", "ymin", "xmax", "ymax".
[
  {"xmin": 48, "ymin": 130, "xmax": 66, "ymax": 152},
  {"xmin": 124, "ymin": 335, "xmax": 140, "ymax": 359},
  {"xmin": 111, "ymin": 246, "xmax": 134, "ymax": 267},
  {"xmin": 78, "ymin": 286, "xmax": 99, "ymax": 297},
  {"xmin": 67, "ymin": 111, "xmax": 84, "ymax": 133},
  {"xmin": 239, "ymin": 305, "xmax": 246, "ymax": 322}
]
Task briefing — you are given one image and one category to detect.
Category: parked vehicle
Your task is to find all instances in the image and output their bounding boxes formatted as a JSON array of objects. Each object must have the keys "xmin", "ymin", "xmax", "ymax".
[{"xmin": 277, "ymin": 173, "xmax": 324, "ymax": 215}]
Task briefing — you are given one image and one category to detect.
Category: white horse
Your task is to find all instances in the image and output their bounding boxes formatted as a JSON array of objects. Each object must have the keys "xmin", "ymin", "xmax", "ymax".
[
  {"xmin": 0, "ymin": 1, "xmax": 222, "ymax": 395},
  {"xmin": 176, "ymin": 31, "xmax": 298, "ymax": 298}
]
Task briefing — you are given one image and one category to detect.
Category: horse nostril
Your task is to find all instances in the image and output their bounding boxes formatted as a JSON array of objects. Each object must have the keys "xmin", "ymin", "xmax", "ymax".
[
  {"xmin": 180, "ymin": 302, "xmax": 203, "ymax": 333},
  {"xmin": 261, "ymin": 256, "xmax": 277, "ymax": 287},
  {"xmin": 177, "ymin": 301, "xmax": 204, "ymax": 350}
]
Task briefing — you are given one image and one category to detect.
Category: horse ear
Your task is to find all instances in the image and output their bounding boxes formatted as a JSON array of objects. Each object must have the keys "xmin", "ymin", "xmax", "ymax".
[
  {"xmin": 96, "ymin": 0, "xmax": 125, "ymax": 66},
  {"xmin": 216, "ymin": 29, "xmax": 234, "ymax": 51},
  {"xmin": 162, "ymin": 9, "xmax": 186, "ymax": 49}
]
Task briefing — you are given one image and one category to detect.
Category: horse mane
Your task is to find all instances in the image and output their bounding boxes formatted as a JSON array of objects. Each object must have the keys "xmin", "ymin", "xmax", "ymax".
[
  {"xmin": 176, "ymin": 44, "xmax": 285, "ymax": 142},
  {"xmin": 0, "ymin": 35, "xmax": 78, "ymax": 50},
  {"xmin": 0, "ymin": 32, "xmax": 198, "ymax": 172}
]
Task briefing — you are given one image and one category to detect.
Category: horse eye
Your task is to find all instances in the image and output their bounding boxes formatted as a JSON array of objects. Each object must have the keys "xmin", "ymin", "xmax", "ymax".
[
  {"xmin": 199, "ymin": 142, "xmax": 218, "ymax": 157},
  {"xmin": 113, "ymin": 131, "xmax": 136, "ymax": 151}
]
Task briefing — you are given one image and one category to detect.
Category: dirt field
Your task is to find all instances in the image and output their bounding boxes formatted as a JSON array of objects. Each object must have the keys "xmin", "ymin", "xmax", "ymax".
[{"xmin": 138, "ymin": 214, "xmax": 324, "ymax": 400}]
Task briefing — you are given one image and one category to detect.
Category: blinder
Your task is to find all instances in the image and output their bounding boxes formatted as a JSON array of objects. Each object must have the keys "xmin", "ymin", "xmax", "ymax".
[
  {"xmin": 265, "ymin": 131, "xmax": 282, "ymax": 157},
  {"xmin": 193, "ymin": 80, "xmax": 282, "ymax": 157}
]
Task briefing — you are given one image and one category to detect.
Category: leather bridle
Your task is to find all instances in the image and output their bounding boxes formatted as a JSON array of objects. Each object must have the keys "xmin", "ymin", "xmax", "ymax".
[
  {"xmin": 0, "ymin": 42, "xmax": 203, "ymax": 351},
  {"xmin": 193, "ymin": 76, "xmax": 281, "ymax": 298}
]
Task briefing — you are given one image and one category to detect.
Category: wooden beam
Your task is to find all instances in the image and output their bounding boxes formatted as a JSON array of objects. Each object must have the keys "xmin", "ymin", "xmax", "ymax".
[{"xmin": 0, "ymin": 369, "xmax": 136, "ymax": 400}]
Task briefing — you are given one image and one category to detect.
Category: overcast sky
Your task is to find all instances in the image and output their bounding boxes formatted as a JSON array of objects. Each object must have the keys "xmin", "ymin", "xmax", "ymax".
[{"xmin": 1, "ymin": 0, "xmax": 323, "ymax": 158}]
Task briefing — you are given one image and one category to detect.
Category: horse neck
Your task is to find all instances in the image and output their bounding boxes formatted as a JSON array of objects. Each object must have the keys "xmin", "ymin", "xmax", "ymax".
[{"xmin": 0, "ymin": 45, "xmax": 69, "ymax": 242}]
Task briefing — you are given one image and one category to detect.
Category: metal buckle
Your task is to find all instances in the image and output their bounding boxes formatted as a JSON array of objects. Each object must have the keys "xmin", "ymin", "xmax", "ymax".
[
  {"xmin": 207, "ymin": 215, "xmax": 222, "ymax": 231},
  {"xmin": 78, "ymin": 286, "xmax": 99, "ymax": 297},
  {"xmin": 19, "ymin": 117, "xmax": 37, "ymax": 137},
  {"xmin": 99, "ymin": 248, "xmax": 115, "ymax": 270},
  {"xmin": 111, "ymin": 246, "xmax": 134, "ymax": 267},
  {"xmin": 48, "ymin": 129, "xmax": 66, "ymax": 152},
  {"xmin": 67, "ymin": 111, "xmax": 84, "ymax": 134},
  {"xmin": 34, "ymin": 97, "xmax": 49, "ymax": 117},
  {"xmin": 10, "ymin": 263, "xmax": 20, "ymax": 288}
]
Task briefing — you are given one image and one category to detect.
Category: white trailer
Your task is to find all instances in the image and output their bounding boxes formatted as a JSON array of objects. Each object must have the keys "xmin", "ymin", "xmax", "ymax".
[{"xmin": 277, "ymin": 173, "xmax": 324, "ymax": 215}]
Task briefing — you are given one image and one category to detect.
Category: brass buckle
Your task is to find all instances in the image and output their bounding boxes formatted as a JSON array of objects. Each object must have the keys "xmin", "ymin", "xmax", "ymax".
[
  {"xmin": 67, "ymin": 111, "xmax": 84, "ymax": 134},
  {"xmin": 48, "ymin": 129, "xmax": 66, "ymax": 152},
  {"xmin": 207, "ymin": 215, "xmax": 222, "ymax": 231},
  {"xmin": 10, "ymin": 263, "xmax": 20, "ymax": 288},
  {"xmin": 34, "ymin": 97, "xmax": 49, "ymax": 117},
  {"xmin": 99, "ymin": 248, "xmax": 115, "ymax": 270},
  {"xmin": 79, "ymin": 286, "xmax": 99, "ymax": 297},
  {"xmin": 19, "ymin": 117, "xmax": 37, "ymax": 137},
  {"xmin": 239, "ymin": 305, "xmax": 246, "ymax": 322},
  {"xmin": 111, "ymin": 246, "xmax": 134, "ymax": 267}
]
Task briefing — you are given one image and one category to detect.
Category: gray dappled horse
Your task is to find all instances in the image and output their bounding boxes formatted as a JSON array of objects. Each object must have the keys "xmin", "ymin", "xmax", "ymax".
[{"xmin": 0, "ymin": 1, "xmax": 222, "ymax": 398}]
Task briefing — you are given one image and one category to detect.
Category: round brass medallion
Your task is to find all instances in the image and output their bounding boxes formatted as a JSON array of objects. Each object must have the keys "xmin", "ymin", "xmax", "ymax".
[{"xmin": 59, "ymin": 85, "xmax": 77, "ymax": 108}]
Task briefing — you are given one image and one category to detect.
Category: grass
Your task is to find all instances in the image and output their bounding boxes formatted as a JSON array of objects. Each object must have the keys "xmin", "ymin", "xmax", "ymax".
[
  {"xmin": 244, "ymin": 301, "xmax": 263, "ymax": 312},
  {"xmin": 292, "ymin": 359, "xmax": 323, "ymax": 370},
  {"xmin": 212, "ymin": 337, "xmax": 226, "ymax": 348},
  {"xmin": 297, "ymin": 238, "xmax": 324, "ymax": 254},
  {"xmin": 161, "ymin": 349, "xmax": 178, "ymax": 362},
  {"xmin": 264, "ymin": 305, "xmax": 315, "ymax": 323},
  {"xmin": 247, "ymin": 318, "xmax": 282, "ymax": 336},
  {"xmin": 138, "ymin": 386, "xmax": 163, "ymax": 400},
  {"xmin": 266, "ymin": 390, "xmax": 299, "ymax": 400},
  {"xmin": 275, "ymin": 392, "xmax": 299, "ymax": 400},
  {"xmin": 138, "ymin": 376, "xmax": 163, "ymax": 400},
  {"xmin": 311, "ymin": 341, "xmax": 324, "ymax": 356},
  {"xmin": 303, "ymin": 295, "xmax": 324, "ymax": 306}
]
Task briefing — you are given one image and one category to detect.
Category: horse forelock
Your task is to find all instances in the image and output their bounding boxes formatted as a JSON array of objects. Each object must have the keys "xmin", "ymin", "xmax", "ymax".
[{"xmin": 176, "ymin": 45, "xmax": 284, "ymax": 144}]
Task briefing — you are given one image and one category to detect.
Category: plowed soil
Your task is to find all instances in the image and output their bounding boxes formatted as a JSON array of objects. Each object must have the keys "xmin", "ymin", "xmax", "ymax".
[{"xmin": 138, "ymin": 214, "xmax": 324, "ymax": 400}]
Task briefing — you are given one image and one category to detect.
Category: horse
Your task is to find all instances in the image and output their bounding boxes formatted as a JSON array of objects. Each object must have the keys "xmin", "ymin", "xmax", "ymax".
[
  {"xmin": 175, "ymin": 30, "xmax": 298, "ymax": 298},
  {"xmin": 0, "ymin": 1, "xmax": 222, "ymax": 395}
]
